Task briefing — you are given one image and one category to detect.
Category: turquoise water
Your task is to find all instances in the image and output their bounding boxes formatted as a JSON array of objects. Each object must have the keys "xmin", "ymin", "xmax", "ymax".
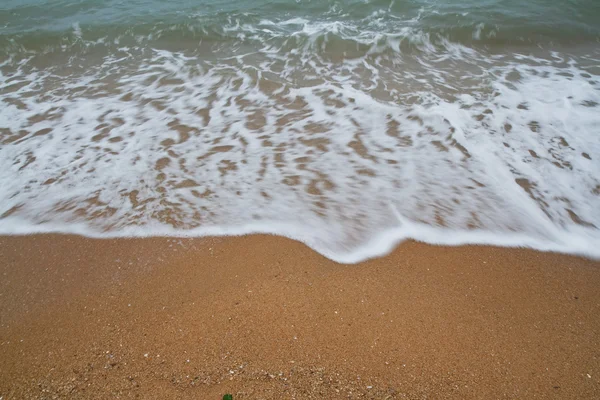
[
  {"xmin": 2, "ymin": 0, "xmax": 600, "ymax": 51},
  {"xmin": 2, "ymin": 0, "xmax": 600, "ymax": 36},
  {"xmin": 1, "ymin": 1, "xmax": 599, "ymax": 261}
]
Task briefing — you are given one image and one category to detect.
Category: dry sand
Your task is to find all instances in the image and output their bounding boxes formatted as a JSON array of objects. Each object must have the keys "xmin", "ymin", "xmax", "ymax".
[{"xmin": 1, "ymin": 234, "xmax": 599, "ymax": 399}]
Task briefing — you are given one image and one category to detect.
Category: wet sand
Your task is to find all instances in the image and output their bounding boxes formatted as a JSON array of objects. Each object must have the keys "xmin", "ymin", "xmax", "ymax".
[{"xmin": 0, "ymin": 234, "xmax": 599, "ymax": 399}]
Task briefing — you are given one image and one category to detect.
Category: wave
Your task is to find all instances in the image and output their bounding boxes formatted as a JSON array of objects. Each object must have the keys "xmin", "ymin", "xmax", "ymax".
[
  {"xmin": 1, "ymin": 37, "xmax": 599, "ymax": 262},
  {"xmin": 1, "ymin": 1, "xmax": 600, "ymax": 263},
  {"xmin": 2, "ymin": 10, "xmax": 599, "ymax": 60}
]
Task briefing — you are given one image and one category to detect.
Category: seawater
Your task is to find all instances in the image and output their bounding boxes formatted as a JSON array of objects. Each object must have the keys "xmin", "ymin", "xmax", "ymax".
[{"xmin": 1, "ymin": 0, "xmax": 599, "ymax": 262}]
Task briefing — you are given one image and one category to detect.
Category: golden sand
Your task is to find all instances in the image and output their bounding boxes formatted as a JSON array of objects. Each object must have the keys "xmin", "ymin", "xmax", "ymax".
[{"xmin": 1, "ymin": 235, "xmax": 599, "ymax": 399}]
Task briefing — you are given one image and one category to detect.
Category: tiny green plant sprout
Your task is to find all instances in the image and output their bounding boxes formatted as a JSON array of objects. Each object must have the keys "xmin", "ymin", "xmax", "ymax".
[{"xmin": 223, "ymin": 394, "xmax": 233, "ymax": 400}]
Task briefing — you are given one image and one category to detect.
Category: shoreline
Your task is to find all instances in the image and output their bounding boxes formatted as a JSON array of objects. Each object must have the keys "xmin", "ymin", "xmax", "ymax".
[
  {"xmin": 1, "ymin": 234, "xmax": 600, "ymax": 399},
  {"xmin": 1, "ymin": 223, "xmax": 599, "ymax": 264}
]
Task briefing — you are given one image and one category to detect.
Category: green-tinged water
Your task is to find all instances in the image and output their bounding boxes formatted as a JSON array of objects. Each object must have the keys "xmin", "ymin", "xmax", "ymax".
[{"xmin": 2, "ymin": 0, "xmax": 600, "ymax": 53}]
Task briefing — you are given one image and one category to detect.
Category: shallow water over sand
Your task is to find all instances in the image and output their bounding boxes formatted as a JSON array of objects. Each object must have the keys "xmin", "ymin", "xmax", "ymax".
[{"xmin": 1, "ymin": 0, "xmax": 599, "ymax": 261}]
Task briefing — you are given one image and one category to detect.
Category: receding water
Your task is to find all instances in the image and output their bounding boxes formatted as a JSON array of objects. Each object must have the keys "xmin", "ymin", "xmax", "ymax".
[{"xmin": 1, "ymin": 0, "xmax": 599, "ymax": 262}]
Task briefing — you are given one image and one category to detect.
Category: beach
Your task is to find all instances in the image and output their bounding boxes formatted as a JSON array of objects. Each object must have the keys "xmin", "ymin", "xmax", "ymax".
[
  {"xmin": 2, "ymin": 0, "xmax": 600, "ymax": 398},
  {"xmin": 1, "ymin": 235, "xmax": 599, "ymax": 399}
]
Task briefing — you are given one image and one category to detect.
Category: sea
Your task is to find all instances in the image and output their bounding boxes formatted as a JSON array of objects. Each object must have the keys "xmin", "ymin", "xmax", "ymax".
[{"xmin": 1, "ymin": 0, "xmax": 599, "ymax": 262}]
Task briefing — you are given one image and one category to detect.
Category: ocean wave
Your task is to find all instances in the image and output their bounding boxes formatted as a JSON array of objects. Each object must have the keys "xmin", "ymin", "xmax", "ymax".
[
  {"xmin": 1, "ymin": 37, "xmax": 599, "ymax": 261},
  {"xmin": 1, "ymin": 1, "xmax": 600, "ymax": 262},
  {"xmin": 1, "ymin": 10, "xmax": 599, "ymax": 60}
]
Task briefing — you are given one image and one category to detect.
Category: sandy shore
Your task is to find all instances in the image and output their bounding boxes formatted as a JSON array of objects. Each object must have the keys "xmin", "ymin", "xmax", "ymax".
[{"xmin": 0, "ymin": 234, "xmax": 599, "ymax": 399}]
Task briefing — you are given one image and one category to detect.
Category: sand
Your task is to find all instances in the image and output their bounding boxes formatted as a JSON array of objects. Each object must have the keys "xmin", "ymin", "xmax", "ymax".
[{"xmin": 1, "ymin": 234, "xmax": 599, "ymax": 399}]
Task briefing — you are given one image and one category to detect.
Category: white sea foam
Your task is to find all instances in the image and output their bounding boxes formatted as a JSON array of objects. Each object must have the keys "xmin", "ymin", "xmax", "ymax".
[
  {"xmin": 72, "ymin": 22, "xmax": 82, "ymax": 39},
  {"xmin": 0, "ymin": 20, "xmax": 599, "ymax": 263}
]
